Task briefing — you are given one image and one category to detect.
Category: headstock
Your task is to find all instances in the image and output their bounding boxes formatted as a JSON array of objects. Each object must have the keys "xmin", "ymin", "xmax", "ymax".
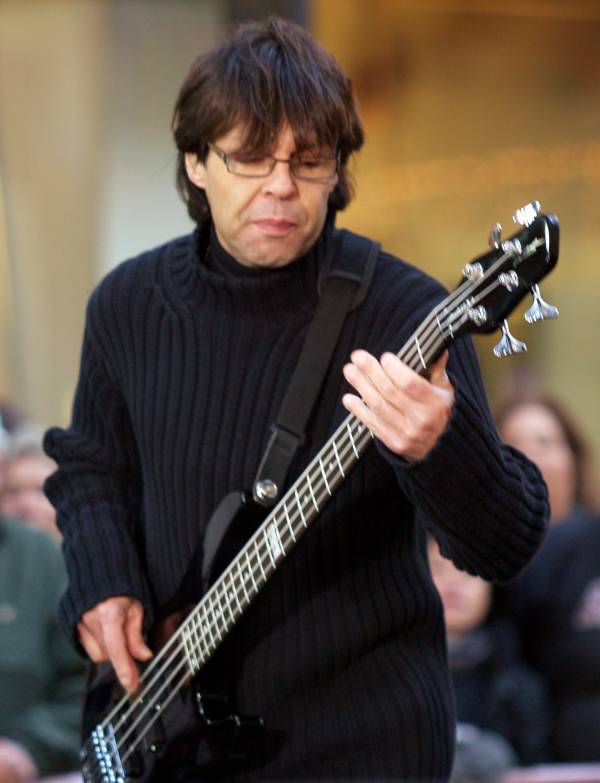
[{"xmin": 446, "ymin": 201, "xmax": 559, "ymax": 356}]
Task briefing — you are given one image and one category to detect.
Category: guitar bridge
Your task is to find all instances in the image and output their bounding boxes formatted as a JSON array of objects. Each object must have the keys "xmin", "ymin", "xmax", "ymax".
[{"xmin": 82, "ymin": 723, "xmax": 127, "ymax": 783}]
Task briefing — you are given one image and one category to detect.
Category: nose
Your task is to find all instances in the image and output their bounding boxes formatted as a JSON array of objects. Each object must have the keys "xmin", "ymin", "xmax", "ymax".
[{"xmin": 262, "ymin": 159, "xmax": 298, "ymax": 198}]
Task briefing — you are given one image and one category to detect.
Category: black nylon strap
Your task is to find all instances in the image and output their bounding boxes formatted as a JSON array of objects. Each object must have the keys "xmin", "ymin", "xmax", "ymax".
[{"xmin": 252, "ymin": 230, "xmax": 379, "ymax": 506}]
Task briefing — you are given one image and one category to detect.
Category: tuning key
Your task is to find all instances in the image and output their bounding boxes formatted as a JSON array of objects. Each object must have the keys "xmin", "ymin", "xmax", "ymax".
[
  {"xmin": 524, "ymin": 284, "xmax": 559, "ymax": 323},
  {"xmin": 493, "ymin": 320, "xmax": 527, "ymax": 358},
  {"xmin": 488, "ymin": 223, "xmax": 502, "ymax": 249},
  {"xmin": 513, "ymin": 201, "xmax": 541, "ymax": 227}
]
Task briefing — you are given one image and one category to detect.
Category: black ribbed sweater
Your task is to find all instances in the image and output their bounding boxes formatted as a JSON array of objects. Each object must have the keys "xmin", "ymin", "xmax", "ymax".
[{"xmin": 44, "ymin": 223, "xmax": 549, "ymax": 781}]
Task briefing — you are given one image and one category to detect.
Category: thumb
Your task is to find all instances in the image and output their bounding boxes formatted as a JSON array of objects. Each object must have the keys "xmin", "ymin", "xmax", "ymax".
[
  {"xmin": 126, "ymin": 602, "xmax": 153, "ymax": 661},
  {"xmin": 428, "ymin": 350, "xmax": 451, "ymax": 388}
]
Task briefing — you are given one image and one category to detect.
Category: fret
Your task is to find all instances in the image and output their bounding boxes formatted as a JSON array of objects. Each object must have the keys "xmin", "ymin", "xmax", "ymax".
[
  {"xmin": 347, "ymin": 421, "xmax": 359, "ymax": 459},
  {"xmin": 190, "ymin": 614, "xmax": 206, "ymax": 662},
  {"xmin": 263, "ymin": 528, "xmax": 277, "ymax": 568},
  {"xmin": 180, "ymin": 625, "xmax": 199, "ymax": 675},
  {"xmin": 306, "ymin": 474, "xmax": 319, "ymax": 511},
  {"xmin": 254, "ymin": 538, "xmax": 268, "ymax": 581},
  {"xmin": 266, "ymin": 521, "xmax": 285, "ymax": 562},
  {"xmin": 283, "ymin": 502, "xmax": 297, "ymax": 542},
  {"xmin": 220, "ymin": 579, "xmax": 236, "ymax": 627},
  {"xmin": 244, "ymin": 548, "xmax": 259, "ymax": 592},
  {"xmin": 294, "ymin": 487, "xmax": 307, "ymax": 527},
  {"xmin": 414, "ymin": 335, "xmax": 426, "ymax": 369},
  {"xmin": 236, "ymin": 558, "xmax": 251, "ymax": 604},
  {"xmin": 332, "ymin": 440, "xmax": 345, "ymax": 477},
  {"xmin": 227, "ymin": 570, "xmax": 243, "ymax": 616},
  {"xmin": 319, "ymin": 457, "xmax": 332, "ymax": 495},
  {"xmin": 210, "ymin": 600, "xmax": 224, "ymax": 642},
  {"xmin": 200, "ymin": 607, "xmax": 216, "ymax": 651}
]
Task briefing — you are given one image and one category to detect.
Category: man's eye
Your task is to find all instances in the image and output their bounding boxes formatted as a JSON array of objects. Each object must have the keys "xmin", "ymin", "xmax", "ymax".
[{"xmin": 235, "ymin": 156, "xmax": 269, "ymax": 165}]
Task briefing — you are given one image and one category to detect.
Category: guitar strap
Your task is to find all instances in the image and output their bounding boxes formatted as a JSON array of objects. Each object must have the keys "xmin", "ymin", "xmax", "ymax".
[
  {"xmin": 197, "ymin": 228, "xmax": 379, "ymax": 593},
  {"xmin": 251, "ymin": 227, "xmax": 380, "ymax": 507}
]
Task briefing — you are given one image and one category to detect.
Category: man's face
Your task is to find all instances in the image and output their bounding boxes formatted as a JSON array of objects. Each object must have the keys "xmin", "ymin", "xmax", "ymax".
[{"xmin": 185, "ymin": 124, "xmax": 338, "ymax": 269}]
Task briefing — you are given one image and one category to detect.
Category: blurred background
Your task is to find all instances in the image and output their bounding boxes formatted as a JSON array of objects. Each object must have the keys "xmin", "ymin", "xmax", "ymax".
[{"xmin": 0, "ymin": 0, "xmax": 598, "ymax": 456}]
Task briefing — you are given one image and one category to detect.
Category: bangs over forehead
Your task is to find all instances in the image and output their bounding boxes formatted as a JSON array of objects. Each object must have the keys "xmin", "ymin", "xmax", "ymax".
[
  {"xmin": 173, "ymin": 17, "xmax": 364, "ymax": 221},
  {"xmin": 216, "ymin": 23, "xmax": 348, "ymax": 155}
]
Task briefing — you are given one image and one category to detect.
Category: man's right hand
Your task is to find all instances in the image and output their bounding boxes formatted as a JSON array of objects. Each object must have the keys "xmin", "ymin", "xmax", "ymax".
[{"xmin": 77, "ymin": 596, "xmax": 153, "ymax": 694}]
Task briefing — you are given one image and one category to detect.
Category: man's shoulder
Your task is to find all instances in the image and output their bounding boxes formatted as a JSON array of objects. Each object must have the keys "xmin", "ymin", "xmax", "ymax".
[
  {"xmin": 87, "ymin": 232, "xmax": 196, "ymax": 322},
  {"xmin": 338, "ymin": 228, "xmax": 445, "ymax": 295},
  {"xmin": 375, "ymin": 247, "xmax": 446, "ymax": 299}
]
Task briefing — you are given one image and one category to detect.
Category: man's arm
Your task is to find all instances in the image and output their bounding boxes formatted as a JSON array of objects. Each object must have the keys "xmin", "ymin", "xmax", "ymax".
[
  {"xmin": 44, "ymin": 290, "xmax": 155, "ymax": 684},
  {"xmin": 343, "ymin": 333, "xmax": 549, "ymax": 581}
]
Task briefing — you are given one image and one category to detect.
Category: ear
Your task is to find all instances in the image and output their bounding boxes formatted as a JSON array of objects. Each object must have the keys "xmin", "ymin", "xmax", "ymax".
[{"xmin": 185, "ymin": 152, "xmax": 206, "ymax": 189}]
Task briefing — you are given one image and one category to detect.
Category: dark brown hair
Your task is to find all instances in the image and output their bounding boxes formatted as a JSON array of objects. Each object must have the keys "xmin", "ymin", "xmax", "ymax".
[
  {"xmin": 172, "ymin": 17, "xmax": 364, "ymax": 224},
  {"xmin": 495, "ymin": 394, "xmax": 597, "ymax": 514}
]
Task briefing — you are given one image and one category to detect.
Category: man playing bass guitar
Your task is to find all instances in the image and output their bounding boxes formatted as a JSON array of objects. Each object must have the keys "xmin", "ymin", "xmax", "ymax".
[{"xmin": 44, "ymin": 17, "xmax": 551, "ymax": 782}]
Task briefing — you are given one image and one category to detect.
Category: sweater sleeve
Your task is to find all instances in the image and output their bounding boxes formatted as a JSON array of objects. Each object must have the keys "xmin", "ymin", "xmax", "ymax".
[
  {"xmin": 379, "ymin": 331, "xmax": 550, "ymax": 583},
  {"xmin": 44, "ymin": 290, "xmax": 155, "ymax": 649}
]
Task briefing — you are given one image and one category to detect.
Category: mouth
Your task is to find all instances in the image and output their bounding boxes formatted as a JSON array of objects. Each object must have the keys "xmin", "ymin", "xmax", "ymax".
[{"xmin": 251, "ymin": 218, "xmax": 297, "ymax": 237}]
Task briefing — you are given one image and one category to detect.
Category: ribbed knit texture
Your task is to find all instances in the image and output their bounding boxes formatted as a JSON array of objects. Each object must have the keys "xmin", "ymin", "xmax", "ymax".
[{"xmin": 44, "ymin": 223, "xmax": 549, "ymax": 781}]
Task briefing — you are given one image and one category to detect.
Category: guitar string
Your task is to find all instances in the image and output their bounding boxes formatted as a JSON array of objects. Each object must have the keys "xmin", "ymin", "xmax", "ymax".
[
  {"xmin": 92, "ymin": 271, "xmax": 490, "ymax": 768},
  {"xmin": 92, "ymin": 250, "xmax": 522, "ymax": 770}
]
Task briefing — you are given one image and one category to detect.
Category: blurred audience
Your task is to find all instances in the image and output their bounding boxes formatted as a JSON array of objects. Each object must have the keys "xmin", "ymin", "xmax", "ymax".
[
  {"xmin": 0, "ymin": 402, "xmax": 25, "ymax": 494},
  {"xmin": 0, "ymin": 404, "xmax": 84, "ymax": 781},
  {"xmin": 0, "ymin": 514, "xmax": 86, "ymax": 781},
  {"xmin": 0, "ymin": 429, "xmax": 59, "ymax": 541},
  {"xmin": 496, "ymin": 396, "xmax": 596, "ymax": 525},
  {"xmin": 428, "ymin": 537, "xmax": 551, "ymax": 782},
  {"xmin": 498, "ymin": 395, "xmax": 600, "ymax": 761}
]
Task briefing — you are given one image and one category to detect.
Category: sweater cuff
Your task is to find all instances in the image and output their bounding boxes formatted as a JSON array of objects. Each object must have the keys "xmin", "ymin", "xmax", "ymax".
[
  {"xmin": 375, "ymin": 381, "xmax": 483, "ymax": 483},
  {"xmin": 60, "ymin": 509, "xmax": 155, "ymax": 652}
]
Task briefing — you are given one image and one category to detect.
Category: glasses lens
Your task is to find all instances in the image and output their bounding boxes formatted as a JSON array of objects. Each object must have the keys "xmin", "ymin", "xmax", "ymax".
[
  {"xmin": 224, "ymin": 153, "xmax": 337, "ymax": 179},
  {"xmin": 227, "ymin": 156, "xmax": 273, "ymax": 177},
  {"xmin": 293, "ymin": 157, "xmax": 337, "ymax": 180}
]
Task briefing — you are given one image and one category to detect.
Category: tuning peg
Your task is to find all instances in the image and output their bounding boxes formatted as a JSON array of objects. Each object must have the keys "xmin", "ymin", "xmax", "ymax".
[
  {"xmin": 524, "ymin": 284, "xmax": 559, "ymax": 323},
  {"xmin": 513, "ymin": 201, "xmax": 541, "ymax": 227},
  {"xmin": 493, "ymin": 320, "xmax": 528, "ymax": 358},
  {"xmin": 488, "ymin": 223, "xmax": 502, "ymax": 249}
]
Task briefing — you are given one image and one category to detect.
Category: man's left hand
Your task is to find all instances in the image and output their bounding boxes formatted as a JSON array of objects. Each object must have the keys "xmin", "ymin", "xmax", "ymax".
[{"xmin": 342, "ymin": 350, "xmax": 454, "ymax": 462}]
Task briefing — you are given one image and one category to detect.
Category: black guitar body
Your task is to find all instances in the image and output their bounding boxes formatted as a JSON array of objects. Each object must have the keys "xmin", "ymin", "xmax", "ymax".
[{"xmin": 80, "ymin": 492, "xmax": 272, "ymax": 782}]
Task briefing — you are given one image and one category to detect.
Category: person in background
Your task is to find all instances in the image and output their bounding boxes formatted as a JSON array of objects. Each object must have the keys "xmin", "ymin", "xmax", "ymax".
[
  {"xmin": 428, "ymin": 537, "xmax": 551, "ymax": 781},
  {"xmin": 0, "ymin": 512, "xmax": 86, "ymax": 781},
  {"xmin": 498, "ymin": 395, "xmax": 600, "ymax": 761},
  {"xmin": 0, "ymin": 402, "xmax": 26, "ymax": 493},
  {"xmin": 0, "ymin": 430, "xmax": 59, "ymax": 541},
  {"xmin": 496, "ymin": 395, "xmax": 596, "ymax": 525}
]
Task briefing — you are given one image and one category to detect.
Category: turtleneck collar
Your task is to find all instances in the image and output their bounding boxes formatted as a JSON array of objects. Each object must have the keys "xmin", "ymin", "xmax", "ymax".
[{"xmin": 165, "ymin": 217, "xmax": 336, "ymax": 322}]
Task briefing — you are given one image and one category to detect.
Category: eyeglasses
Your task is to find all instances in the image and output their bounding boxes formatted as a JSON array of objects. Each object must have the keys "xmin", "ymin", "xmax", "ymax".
[{"xmin": 207, "ymin": 142, "xmax": 338, "ymax": 181}]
